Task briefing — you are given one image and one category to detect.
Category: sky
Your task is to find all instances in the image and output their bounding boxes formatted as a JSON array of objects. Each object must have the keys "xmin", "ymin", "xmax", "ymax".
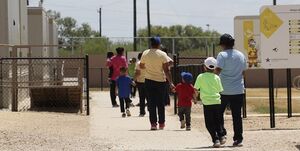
[{"xmin": 29, "ymin": 0, "xmax": 300, "ymax": 37}]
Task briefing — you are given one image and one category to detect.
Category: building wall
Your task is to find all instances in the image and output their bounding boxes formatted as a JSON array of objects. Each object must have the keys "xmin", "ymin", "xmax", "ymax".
[
  {"xmin": 48, "ymin": 18, "xmax": 58, "ymax": 57},
  {"xmin": 28, "ymin": 7, "xmax": 49, "ymax": 57}
]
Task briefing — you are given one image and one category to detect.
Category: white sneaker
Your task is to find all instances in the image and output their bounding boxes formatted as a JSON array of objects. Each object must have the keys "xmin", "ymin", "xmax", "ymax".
[
  {"xmin": 180, "ymin": 120, "xmax": 186, "ymax": 129},
  {"xmin": 213, "ymin": 140, "xmax": 221, "ymax": 148},
  {"xmin": 220, "ymin": 136, "xmax": 227, "ymax": 145},
  {"xmin": 126, "ymin": 109, "xmax": 131, "ymax": 117}
]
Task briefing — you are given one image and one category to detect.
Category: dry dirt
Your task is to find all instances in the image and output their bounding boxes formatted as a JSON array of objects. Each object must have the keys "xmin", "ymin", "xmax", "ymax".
[{"xmin": 0, "ymin": 91, "xmax": 300, "ymax": 151}]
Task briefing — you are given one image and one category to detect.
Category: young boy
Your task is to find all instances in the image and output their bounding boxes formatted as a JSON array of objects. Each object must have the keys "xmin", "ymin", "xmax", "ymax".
[
  {"xmin": 194, "ymin": 57, "xmax": 225, "ymax": 148},
  {"xmin": 116, "ymin": 67, "xmax": 134, "ymax": 118},
  {"xmin": 173, "ymin": 72, "xmax": 197, "ymax": 131}
]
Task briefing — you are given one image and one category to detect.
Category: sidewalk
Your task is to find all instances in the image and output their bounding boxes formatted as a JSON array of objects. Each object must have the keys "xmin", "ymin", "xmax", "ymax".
[{"xmin": 89, "ymin": 91, "xmax": 228, "ymax": 151}]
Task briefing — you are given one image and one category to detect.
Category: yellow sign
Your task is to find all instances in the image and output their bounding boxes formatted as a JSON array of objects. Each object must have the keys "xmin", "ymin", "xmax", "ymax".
[
  {"xmin": 243, "ymin": 21, "xmax": 254, "ymax": 51},
  {"xmin": 260, "ymin": 8, "xmax": 283, "ymax": 38}
]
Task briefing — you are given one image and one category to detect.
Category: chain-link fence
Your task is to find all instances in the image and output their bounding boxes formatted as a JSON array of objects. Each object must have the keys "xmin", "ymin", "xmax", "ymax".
[
  {"xmin": 59, "ymin": 37, "xmax": 220, "ymax": 57},
  {"xmin": 171, "ymin": 55, "xmax": 206, "ymax": 115},
  {"xmin": 0, "ymin": 57, "xmax": 89, "ymax": 115}
]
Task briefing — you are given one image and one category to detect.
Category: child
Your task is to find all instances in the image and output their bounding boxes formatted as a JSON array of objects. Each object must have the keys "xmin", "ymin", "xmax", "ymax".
[
  {"xmin": 194, "ymin": 57, "xmax": 225, "ymax": 148},
  {"xmin": 173, "ymin": 72, "xmax": 197, "ymax": 131},
  {"xmin": 106, "ymin": 52, "xmax": 114, "ymax": 81},
  {"xmin": 116, "ymin": 67, "xmax": 134, "ymax": 117}
]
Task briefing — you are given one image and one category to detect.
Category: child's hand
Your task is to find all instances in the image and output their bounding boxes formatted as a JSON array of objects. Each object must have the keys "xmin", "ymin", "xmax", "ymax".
[
  {"xmin": 171, "ymin": 87, "xmax": 176, "ymax": 93},
  {"xmin": 132, "ymin": 81, "xmax": 136, "ymax": 86},
  {"xmin": 193, "ymin": 100, "xmax": 197, "ymax": 104}
]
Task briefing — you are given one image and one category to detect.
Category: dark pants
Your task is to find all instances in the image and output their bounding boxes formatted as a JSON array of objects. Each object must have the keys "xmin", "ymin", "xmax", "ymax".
[
  {"xmin": 203, "ymin": 104, "xmax": 223, "ymax": 143},
  {"xmin": 137, "ymin": 82, "xmax": 147, "ymax": 115},
  {"xmin": 178, "ymin": 107, "xmax": 191, "ymax": 126},
  {"xmin": 145, "ymin": 79, "xmax": 166, "ymax": 124},
  {"xmin": 119, "ymin": 97, "xmax": 130, "ymax": 113},
  {"xmin": 110, "ymin": 80, "xmax": 117, "ymax": 106},
  {"xmin": 220, "ymin": 94, "xmax": 244, "ymax": 141},
  {"xmin": 165, "ymin": 81, "xmax": 171, "ymax": 106},
  {"xmin": 131, "ymin": 83, "xmax": 137, "ymax": 98}
]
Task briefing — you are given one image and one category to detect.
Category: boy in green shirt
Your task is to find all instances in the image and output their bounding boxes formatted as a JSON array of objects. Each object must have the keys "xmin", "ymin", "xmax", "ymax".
[{"xmin": 194, "ymin": 57, "xmax": 225, "ymax": 148}]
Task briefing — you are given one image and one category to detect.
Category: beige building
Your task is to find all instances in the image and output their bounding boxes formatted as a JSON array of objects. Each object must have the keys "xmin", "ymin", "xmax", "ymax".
[
  {"xmin": 28, "ymin": 7, "xmax": 50, "ymax": 57},
  {"xmin": 48, "ymin": 18, "xmax": 59, "ymax": 57},
  {"xmin": 0, "ymin": 0, "xmax": 28, "ymax": 57}
]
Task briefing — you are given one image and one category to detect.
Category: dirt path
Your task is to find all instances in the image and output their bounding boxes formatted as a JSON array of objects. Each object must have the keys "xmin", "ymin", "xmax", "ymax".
[{"xmin": 0, "ymin": 91, "xmax": 300, "ymax": 150}]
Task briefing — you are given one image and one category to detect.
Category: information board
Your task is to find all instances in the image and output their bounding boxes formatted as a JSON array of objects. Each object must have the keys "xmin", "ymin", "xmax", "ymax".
[
  {"xmin": 260, "ymin": 5, "xmax": 300, "ymax": 69},
  {"xmin": 234, "ymin": 16, "xmax": 261, "ymax": 69}
]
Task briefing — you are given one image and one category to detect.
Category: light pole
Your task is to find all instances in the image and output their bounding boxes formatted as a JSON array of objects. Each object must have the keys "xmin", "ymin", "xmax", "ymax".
[{"xmin": 97, "ymin": 7, "xmax": 102, "ymax": 37}]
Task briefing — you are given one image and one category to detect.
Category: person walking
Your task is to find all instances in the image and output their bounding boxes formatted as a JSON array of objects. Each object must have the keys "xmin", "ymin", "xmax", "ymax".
[
  {"xmin": 140, "ymin": 37, "xmax": 174, "ymax": 130},
  {"xmin": 108, "ymin": 47, "xmax": 128, "ymax": 108},
  {"xmin": 134, "ymin": 53, "xmax": 147, "ymax": 117},
  {"xmin": 215, "ymin": 34, "xmax": 247, "ymax": 147}
]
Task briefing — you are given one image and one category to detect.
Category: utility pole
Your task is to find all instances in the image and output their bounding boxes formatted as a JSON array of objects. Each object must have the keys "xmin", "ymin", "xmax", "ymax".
[
  {"xmin": 273, "ymin": 0, "xmax": 276, "ymax": 5},
  {"xmin": 97, "ymin": 7, "xmax": 102, "ymax": 37},
  {"xmin": 133, "ymin": 0, "xmax": 137, "ymax": 51},
  {"xmin": 147, "ymin": 0, "xmax": 151, "ymax": 48},
  {"xmin": 206, "ymin": 24, "xmax": 210, "ymax": 31}
]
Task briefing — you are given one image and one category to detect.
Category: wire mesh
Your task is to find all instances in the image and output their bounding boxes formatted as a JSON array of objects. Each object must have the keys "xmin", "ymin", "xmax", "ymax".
[{"xmin": 0, "ymin": 57, "xmax": 87, "ymax": 114}]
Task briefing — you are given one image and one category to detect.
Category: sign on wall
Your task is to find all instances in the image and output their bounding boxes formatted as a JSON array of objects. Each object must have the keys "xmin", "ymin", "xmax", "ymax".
[
  {"xmin": 234, "ymin": 16, "xmax": 261, "ymax": 69},
  {"xmin": 260, "ymin": 5, "xmax": 300, "ymax": 69}
]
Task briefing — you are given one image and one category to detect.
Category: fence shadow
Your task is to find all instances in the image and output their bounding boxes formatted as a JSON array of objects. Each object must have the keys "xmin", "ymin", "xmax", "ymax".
[{"xmin": 296, "ymin": 145, "xmax": 300, "ymax": 150}]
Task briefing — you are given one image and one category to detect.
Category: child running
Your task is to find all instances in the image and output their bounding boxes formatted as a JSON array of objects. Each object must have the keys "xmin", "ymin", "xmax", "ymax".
[
  {"xmin": 194, "ymin": 57, "xmax": 225, "ymax": 148},
  {"xmin": 116, "ymin": 67, "xmax": 134, "ymax": 118},
  {"xmin": 173, "ymin": 72, "xmax": 197, "ymax": 131}
]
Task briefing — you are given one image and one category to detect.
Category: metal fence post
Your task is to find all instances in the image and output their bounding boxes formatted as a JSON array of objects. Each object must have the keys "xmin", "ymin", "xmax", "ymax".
[
  {"xmin": 268, "ymin": 69, "xmax": 275, "ymax": 128},
  {"xmin": 287, "ymin": 69, "xmax": 292, "ymax": 118},
  {"xmin": 100, "ymin": 68, "xmax": 104, "ymax": 91},
  {"xmin": 243, "ymin": 76, "xmax": 247, "ymax": 118},
  {"xmin": 86, "ymin": 55, "xmax": 90, "ymax": 116},
  {"xmin": 12, "ymin": 46, "xmax": 18, "ymax": 112},
  {"xmin": 173, "ymin": 54, "xmax": 178, "ymax": 115}
]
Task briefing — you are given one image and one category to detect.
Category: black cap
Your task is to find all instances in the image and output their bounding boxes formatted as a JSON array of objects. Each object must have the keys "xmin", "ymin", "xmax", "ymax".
[{"xmin": 219, "ymin": 34, "xmax": 235, "ymax": 46}]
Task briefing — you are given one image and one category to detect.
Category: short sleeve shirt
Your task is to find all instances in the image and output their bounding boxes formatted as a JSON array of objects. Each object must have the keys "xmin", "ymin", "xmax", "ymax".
[
  {"xmin": 217, "ymin": 49, "xmax": 247, "ymax": 95},
  {"xmin": 140, "ymin": 49, "xmax": 169, "ymax": 82},
  {"xmin": 194, "ymin": 72, "xmax": 223, "ymax": 105},
  {"xmin": 175, "ymin": 83, "xmax": 195, "ymax": 107},
  {"xmin": 135, "ymin": 61, "xmax": 146, "ymax": 83},
  {"xmin": 116, "ymin": 75, "xmax": 132, "ymax": 98},
  {"xmin": 109, "ymin": 55, "xmax": 128, "ymax": 81}
]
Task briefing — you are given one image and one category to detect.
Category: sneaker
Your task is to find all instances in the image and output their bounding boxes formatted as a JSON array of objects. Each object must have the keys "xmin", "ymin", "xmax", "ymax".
[
  {"xmin": 150, "ymin": 123, "xmax": 157, "ymax": 130},
  {"xmin": 139, "ymin": 114, "xmax": 145, "ymax": 117},
  {"xmin": 122, "ymin": 113, "xmax": 126, "ymax": 118},
  {"xmin": 130, "ymin": 103, "xmax": 135, "ymax": 107},
  {"xmin": 126, "ymin": 109, "xmax": 131, "ymax": 117},
  {"xmin": 159, "ymin": 123, "xmax": 165, "ymax": 130},
  {"xmin": 213, "ymin": 140, "xmax": 221, "ymax": 148},
  {"xmin": 186, "ymin": 126, "xmax": 191, "ymax": 131},
  {"xmin": 220, "ymin": 136, "xmax": 227, "ymax": 145},
  {"xmin": 113, "ymin": 104, "xmax": 120, "ymax": 108},
  {"xmin": 180, "ymin": 120, "xmax": 186, "ymax": 129},
  {"xmin": 233, "ymin": 140, "xmax": 243, "ymax": 147}
]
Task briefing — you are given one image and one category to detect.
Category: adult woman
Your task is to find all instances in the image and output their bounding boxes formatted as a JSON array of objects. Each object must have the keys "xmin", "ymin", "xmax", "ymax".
[
  {"xmin": 215, "ymin": 34, "xmax": 247, "ymax": 147},
  {"xmin": 140, "ymin": 37, "xmax": 174, "ymax": 130}
]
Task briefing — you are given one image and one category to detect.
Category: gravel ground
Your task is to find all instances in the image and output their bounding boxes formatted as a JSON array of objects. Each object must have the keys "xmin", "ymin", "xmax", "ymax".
[{"xmin": 0, "ymin": 91, "xmax": 300, "ymax": 151}]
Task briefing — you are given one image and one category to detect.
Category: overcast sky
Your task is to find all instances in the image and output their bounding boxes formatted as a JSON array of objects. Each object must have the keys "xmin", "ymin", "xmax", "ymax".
[{"xmin": 30, "ymin": 0, "xmax": 300, "ymax": 37}]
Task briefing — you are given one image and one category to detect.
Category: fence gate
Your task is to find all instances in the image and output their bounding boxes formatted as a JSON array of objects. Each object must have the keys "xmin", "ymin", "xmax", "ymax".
[
  {"xmin": 0, "ymin": 57, "xmax": 89, "ymax": 115},
  {"xmin": 172, "ymin": 54, "xmax": 206, "ymax": 115}
]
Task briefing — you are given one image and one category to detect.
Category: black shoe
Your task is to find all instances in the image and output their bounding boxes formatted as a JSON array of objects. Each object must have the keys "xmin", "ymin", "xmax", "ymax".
[
  {"xmin": 113, "ymin": 104, "xmax": 119, "ymax": 108},
  {"xmin": 233, "ymin": 140, "xmax": 243, "ymax": 147},
  {"xmin": 139, "ymin": 114, "xmax": 145, "ymax": 117}
]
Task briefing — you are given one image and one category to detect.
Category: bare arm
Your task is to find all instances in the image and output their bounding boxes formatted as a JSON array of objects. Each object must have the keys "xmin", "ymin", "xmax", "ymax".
[
  {"xmin": 215, "ymin": 67, "xmax": 222, "ymax": 75},
  {"xmin": 140, "ymin": 63, "xmax": 146, "ymax": 69},
  {"xmin": 163, "ymin": 62, "xmax": 175, "ymax": 89},
  {"xmin": 134, "ymin": 69, "xmax": 141, "ymax": 81}
]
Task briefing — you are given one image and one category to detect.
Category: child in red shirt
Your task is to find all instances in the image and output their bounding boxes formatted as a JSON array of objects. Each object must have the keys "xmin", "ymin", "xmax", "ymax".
[{"xmin": 173, "ymin": 72, "xmax": 197, "ymax": 131}]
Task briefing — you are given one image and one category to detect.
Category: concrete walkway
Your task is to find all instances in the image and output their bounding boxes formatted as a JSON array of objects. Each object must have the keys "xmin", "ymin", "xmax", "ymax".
[{"xmin": 89, "ymin": 91, "xmax": 231, "ymax": 151}]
